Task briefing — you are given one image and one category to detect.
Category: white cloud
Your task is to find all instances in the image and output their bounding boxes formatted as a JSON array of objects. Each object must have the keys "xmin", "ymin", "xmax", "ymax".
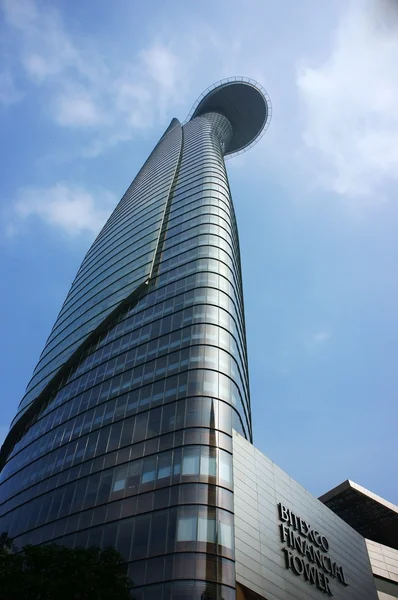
[
  {"xmin": 24, "ymin": 53, "xmax": 65, "ymax": 83},
  {"xmin": 303, "ymin": 331, "xmax": 332, "ymax": 352},
  {"xmin": 12, "ymin": 183, "xmax": 115, "ymax": 236},
  {"xmin": 297, "ymin": 0, "xmax": 398, "ymax": 197},
  {"xmin": 0, "ymin": 0, "xmax": 245, "ymax": 155},
  {"xmin": 1, "ymin": 0, "xmax": 37, "ymax": 30},
  {"xmin": 141, "ymin": 44, "xmax": 180, "ymax": 92},
  {"xmin": 2, "ymin": 0, "xmax": 79, "ymax": 81},
  {"xmin": 312, "ymin": 331, "xmax": 331, "ymax": 344},
  {"xmin": 54, "ymin": 89, "xmax": 107, "ymax": 127},
  {"xmin": 0, "ymin": 0, "xmax": 192, "ymax": 146},
  {"xmin": 302, "ymin": 330, "xmax": 331, "ymax": 355}
]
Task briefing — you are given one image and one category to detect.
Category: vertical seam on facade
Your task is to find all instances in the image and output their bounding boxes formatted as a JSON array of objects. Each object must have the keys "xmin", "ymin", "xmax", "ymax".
[
  {"xmin": 148, "ymin": 126, "xmax": 184, "ymax": 282},
  {"xmin": 0, "ymin": 123, "xmax": 185, "ymax": 466}
]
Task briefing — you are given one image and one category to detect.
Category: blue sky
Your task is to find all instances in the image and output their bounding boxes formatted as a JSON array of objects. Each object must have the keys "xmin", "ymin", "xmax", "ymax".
[{"xmin": 1, "ymin": 0, "xmax": 397, "ymax": 503}]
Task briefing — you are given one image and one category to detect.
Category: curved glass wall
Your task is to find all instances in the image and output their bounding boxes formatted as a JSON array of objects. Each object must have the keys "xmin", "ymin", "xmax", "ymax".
[
  {"xmin": 12, "ymin": 118, "xmax": 183, "ymax": 425},
  {"xmin": 0, "ymin": 107, "xmax": 254, "ymax": 600}
]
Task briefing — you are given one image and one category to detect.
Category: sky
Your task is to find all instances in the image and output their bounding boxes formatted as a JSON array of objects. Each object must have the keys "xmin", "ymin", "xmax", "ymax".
[{"xmin": 0, "ymin": 0, "xmax": 397, "ymax": 504}]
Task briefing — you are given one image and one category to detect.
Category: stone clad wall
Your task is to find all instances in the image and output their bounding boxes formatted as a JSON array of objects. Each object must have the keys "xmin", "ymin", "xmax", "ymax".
[
  {"xmin": 366, "ymin": 540, "xmax": 398, "ymax": 584},
  {"xmin": 366, "ymin": 539, "xmax": 398, "ymax": 600}
]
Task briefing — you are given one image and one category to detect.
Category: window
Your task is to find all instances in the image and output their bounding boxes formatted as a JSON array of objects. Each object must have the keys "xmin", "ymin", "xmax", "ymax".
[
  {"xmin": 170, "ymin": 580, "xmax": 195, "ymax": 598},
  {"xmin": 151, "ymin": 381, "xmax": 164, "ymax": 404},
  {"xmin": 218, "ymin": 521, "xmax": 233, "ymax": 549},
  {"xmin": 132, "ymin": 412, "xmax": 148, "ymax": 443},
  {"xmin": 112, "ymin": 465, "xmax": 127, "ymax": 492},
  {"xmin": 198, "ymin": 516, "xmax": 216, "ymax": 543},
  {"xmin": 157, "ymin": 453, "xmax": 171, "ymax": 479},
  {"xmin": 107, "ymin": 421, "xmax": 123, "ymax": 452},
  {"xmin": 146, "ymin": 559, "xmax": 165, "ymax": 586},
  {"xmin": 115, "ymin": 518, "xmax": 133, "ymax": 559},
  {"xmin": 131, "ymin": 515, "xmax": 150, "ymax": 560},
  {"xmin": 219, "ymin": 450, "xmax": 232, "ymax": 483},
  {"xmin": 182, "ymin": 449, "xmax": 199, "ymax": 475},
  {"xmin": 185, "ymin": 397, "xmax": 202, "ymax": 427},
  {"xmin": 200, "ymin": 451, "xmax": 216, "ymax": 477},
  {"xmin": 173, "ymin": 449, "xmax": 181, "ymax": 475},
  {"xmin": 147, "ymin": 407, "xmax": 161, "ymax": 438},
  {"xmin": 162, "ymin": 403, "xmax": 176, "ymax": 431},
  {"xmin": 97, "ymin": 471, "xmax": 113, "ymax": 504},
  {"xmin": 101, "ymin": 522, "xmax": 118, "ymax": 550},
  {"xmin": 149, "ymin": 512, "xmax": 167, "ymax": 555},
  {"xmin": 83, "ymin": 527, "xmax": 100, "ymax": 549},
  {"xmin": 176, "ymin": 507, "xmax": 233, "ymax": 549},
  {"xmin": 142, "ymin": 457, "xmax": 156, "ymax": 483},
  {"xmin": 177, "ymin": 516, "xmax": 196, "ymax": 541}
]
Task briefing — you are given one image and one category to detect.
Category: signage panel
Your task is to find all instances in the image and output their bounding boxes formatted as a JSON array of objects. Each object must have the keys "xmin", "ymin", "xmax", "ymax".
[{"xmin": 278, "ymin": 503, "xmax": 348, "ymax": 596}]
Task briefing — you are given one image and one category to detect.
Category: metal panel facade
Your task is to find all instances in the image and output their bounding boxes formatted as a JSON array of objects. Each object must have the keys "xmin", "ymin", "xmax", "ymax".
[{"xmin": 233, "ymin": 431, "xmax": 378, "ymax": 600}]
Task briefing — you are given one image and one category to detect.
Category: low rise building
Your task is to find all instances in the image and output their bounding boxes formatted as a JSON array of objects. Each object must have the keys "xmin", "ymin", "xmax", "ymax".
[{"xmin": 320, "ymin": 480, "xmax": 398, "ymax": 600}]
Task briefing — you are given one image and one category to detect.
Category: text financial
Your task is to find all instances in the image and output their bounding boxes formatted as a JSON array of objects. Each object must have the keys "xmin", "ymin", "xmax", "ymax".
[{"xmin": 278, "ymin": 503, "xmax": 348, "ymax": 597}]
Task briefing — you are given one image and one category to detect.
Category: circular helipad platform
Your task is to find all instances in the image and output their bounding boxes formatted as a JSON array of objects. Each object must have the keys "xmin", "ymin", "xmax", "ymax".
[{"xmin": 187, "ymin": 77, "xmax": 271, "ymax": 157}]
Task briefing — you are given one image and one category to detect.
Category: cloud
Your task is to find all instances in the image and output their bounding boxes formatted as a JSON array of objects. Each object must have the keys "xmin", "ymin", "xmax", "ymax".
[
  {"xmin": 303, "ymin": 330, "xmax": 332, "ymax": 352},
  {"xmin": 141, "ymin": 44, "xmax": 180, "ymax": 93},
  {"xmin": 0, "ymin": 0, "xmax": 250, "ymax": 158},
  {"xmin": 0, "ymin": 0, "xmax": 192, "ymax": 151},
  {"xmin": 2, "ymin": 0, "xmax": 80, "ymax": 82},
  {"xmin": 54, "ymin": 89, "xmax": 107, "ymax": 127},
  {"xmin": 297, "ymin": 0, "xmax": 398, "ymax": 198},
  {"xmin": 312, "ymin": 331, "xmax": 331, "ymax": 344},
  {"xmin": 10, "ymin": 183, "xmax": 115, "ymax": 237},
  {"xmin": 1, "ymin": 0, "xmax": 37, "ymax": 30}
]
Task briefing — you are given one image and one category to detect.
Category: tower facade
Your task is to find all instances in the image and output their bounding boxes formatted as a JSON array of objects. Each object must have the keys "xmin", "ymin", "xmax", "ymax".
[{"xmin": 0, "ymin": 79, "xmax": 270, "ymax": 599}]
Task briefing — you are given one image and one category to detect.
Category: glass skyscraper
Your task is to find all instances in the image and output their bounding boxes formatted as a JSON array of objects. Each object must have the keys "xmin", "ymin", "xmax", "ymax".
[{"xmin": 0, "ymin": 78, "xmax": 270, "ymax": 599}]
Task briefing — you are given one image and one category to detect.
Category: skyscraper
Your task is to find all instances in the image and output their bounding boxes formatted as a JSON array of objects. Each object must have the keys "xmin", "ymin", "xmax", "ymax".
[{"xmin": 0, "ymin": 79, "xmax": 271, "ymax": 599}]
